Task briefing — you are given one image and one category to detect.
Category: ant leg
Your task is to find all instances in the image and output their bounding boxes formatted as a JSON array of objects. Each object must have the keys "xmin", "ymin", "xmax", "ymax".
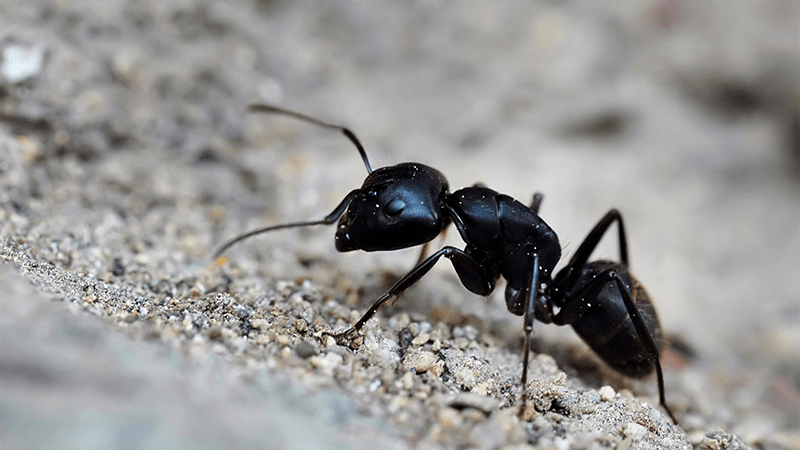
[
  {"xmin": 553, "ymin": 268, "xmax": 678, "ymax": 424},
  {"xmin": 518, "ymin": 253, "xmax": 541, "ymax": 418},
  {"xmin": 390, "ymin": 227, "xmax": 452, "ymax": 304},
  {"xmin": 335, "ymin": 246, "xmax": 495, "ymax": 339},
  {"xmin": 213, "ymin": 189, "xmax": 360, "ymax": 258},
  {"xmin": 613, "ymin": 278, "xmax": 677, "ymax": 424},
  {"xmin": 391, "ymin": 241, "xmax": 432, "ymax": 305},
  {"xmin": 529, "ymin": 192, "xmax": 544, "ymax": 214},
  {"xmin": 555, "ymin": 209, "xmax": 628, "ymax": 291}
]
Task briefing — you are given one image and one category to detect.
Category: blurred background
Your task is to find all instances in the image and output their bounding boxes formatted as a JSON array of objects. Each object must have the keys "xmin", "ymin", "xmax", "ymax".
[{"xmin": 0, "ymin": 1, "xmax": 798, "ymax": 448}]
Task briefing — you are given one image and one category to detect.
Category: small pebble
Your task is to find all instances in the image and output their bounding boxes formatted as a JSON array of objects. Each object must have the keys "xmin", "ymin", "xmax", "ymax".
[
  {"xmin": 188, "ymin": 283, "xmax": 205, "ymax": 297},
  {"xmin": 275, "ymin": 280, "xmax": 293, "ymax": 294},
  {"xmin": 599, "ymin": 385, "xmax": 616, "ymax": 401},
  {"xmin": 438, "ymin": 407, "xmax": 462, "ymax": 429},
  {"xmin": 309, "ymin": 352, "xmax": 343, "ymax": 376},
  {"xmin": 454, "ymin": 337, "xmax": 469, "ymax": 349},
  {"xmin": 394, "ymin": 313, "xmax": 411, "ymax": 328},
  {"xmin": 250, "ymin": 318, "xmax": 268, "ymax": 330},
  {"xmin": 294, "ymin": 340, "xmax": 318, "ymax": 358},
  {"xmin": 461, "ymin": 409, "xmax": 484, "ymax": 423},
  {"xmin": 369, "ymin": 379, "xmax": 381, "ymax": 392},
  {"xmin": 450, "ymin": 392, "xmax": 498, "ymax": 414},
  {"xmin": 400, "ymin": 371, "xmax": 414, "ymax": 390},
  {"xmin": 689, "ymin": 430, "xmax": 706, "ymax": 444},
  {"xmin": 622, "ymin": 422, "xmax": 647, "ymax": 440},
  {"xmin": 431, "ymin": 361, "xmax": 445, "ymax": 377},
  {"xmin": 205, "ymin": 325, "xmax": 223, "ymax": 339},
  {"xmin": 471, "ymin": 381, "xmax": 492, "ymax": 396},
  {"xmin": 1, "ymin": 43, "xmax": 45, "ymax": 84},
  {"xmin": 402, "ymin": 349, "xmax": 438, "ymax": 373},
  {"xmin": 411, "ymin": 332, "xmax": 430, "ymax": 346}
]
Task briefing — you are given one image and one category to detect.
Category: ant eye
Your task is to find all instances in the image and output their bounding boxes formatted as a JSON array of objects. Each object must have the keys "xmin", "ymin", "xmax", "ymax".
[{"xmin": 385, "ymin": 198, "xmax": 405, "ymax": 216}]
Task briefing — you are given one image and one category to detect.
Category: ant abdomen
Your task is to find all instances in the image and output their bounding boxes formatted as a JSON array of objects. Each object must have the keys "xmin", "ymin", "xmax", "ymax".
[{"xmin": 570, "ymin": 260, "xmax": 664, "ymax": 378}]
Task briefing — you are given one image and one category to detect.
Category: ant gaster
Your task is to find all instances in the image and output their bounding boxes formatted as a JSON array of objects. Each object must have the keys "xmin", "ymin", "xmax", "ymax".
[{"xmin": 215, "ymin": 104, "xmax": 678, "ymax": 424}]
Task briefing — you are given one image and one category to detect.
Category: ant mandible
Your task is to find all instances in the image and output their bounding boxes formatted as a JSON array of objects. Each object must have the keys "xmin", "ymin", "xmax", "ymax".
[{"xmin": 214, "ymin": 104, "xmax": 678, "ymax": 424}]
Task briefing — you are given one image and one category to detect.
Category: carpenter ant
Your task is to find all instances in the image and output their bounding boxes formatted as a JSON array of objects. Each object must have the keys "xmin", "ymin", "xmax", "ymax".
[{"xmin": 215, "ymin": 104, "xmax": 678, "ymax": 424}]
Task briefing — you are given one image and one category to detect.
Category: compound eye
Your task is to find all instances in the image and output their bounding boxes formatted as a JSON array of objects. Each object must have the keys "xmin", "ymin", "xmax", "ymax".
[{"xmin": 385, "ymin": 198, "xmax": 406, "ymax": 216}]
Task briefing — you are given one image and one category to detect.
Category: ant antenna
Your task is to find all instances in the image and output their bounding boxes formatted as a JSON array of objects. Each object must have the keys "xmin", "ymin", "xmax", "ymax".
[
  {"xmin": 213, "ymin": 189, "xmax": 359, "ymax": 259},
  {"xmin": 249, "ymin": 104, "xmax": 373, "ymax": 173},
  {"xmin": 213, "ymin": 219, "xmax": 329, "ymax": 260}
]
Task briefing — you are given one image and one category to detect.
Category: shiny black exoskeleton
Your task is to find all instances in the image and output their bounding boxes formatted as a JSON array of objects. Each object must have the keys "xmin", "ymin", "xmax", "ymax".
[{"xmin": 215, "ymin": 104, "xmax": 677, "ymax": 423}]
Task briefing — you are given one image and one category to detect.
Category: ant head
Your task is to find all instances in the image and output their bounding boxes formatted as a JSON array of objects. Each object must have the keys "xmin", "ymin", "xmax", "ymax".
[{"xmin": 335, "ymin": 163, "xmax": 449, "ymax": 252}]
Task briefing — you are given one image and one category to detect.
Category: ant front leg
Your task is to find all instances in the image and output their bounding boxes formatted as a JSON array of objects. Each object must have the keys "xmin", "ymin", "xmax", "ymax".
[{"xmin": 334, "ymin": 246, "xmax": 496, "ymax": 341}]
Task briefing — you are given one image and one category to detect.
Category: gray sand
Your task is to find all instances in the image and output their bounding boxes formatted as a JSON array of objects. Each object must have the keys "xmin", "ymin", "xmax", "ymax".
[{"xmin": 1, "ymin": 2, "xmax": 798, "ymax": 449}]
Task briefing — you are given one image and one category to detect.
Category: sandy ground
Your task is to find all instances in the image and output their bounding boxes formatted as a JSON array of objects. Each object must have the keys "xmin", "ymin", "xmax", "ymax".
[{"xmin": 0, "ymin": 1, "xmax": 798, "ymax": 449}]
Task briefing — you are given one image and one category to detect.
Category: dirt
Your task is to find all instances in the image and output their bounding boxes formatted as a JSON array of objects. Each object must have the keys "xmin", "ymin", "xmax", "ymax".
[{"xmin": 1, "ymin": 1, "xmax": 798, "ymax": 449}]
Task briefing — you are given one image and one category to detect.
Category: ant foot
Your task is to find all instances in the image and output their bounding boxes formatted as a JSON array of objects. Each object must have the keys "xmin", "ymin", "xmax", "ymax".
[{"xmin": 330, "ymin": 327, "xmax": 363, "ymax": 350}]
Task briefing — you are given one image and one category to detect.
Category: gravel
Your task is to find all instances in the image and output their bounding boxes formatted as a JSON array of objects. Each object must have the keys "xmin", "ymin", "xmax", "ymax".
[{"xmin": 1, "ymin": 1, "xmax": 798, "ymax": 449}]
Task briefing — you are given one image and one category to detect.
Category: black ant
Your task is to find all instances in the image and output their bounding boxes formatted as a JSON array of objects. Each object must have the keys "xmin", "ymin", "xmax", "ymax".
[{"xmin": 214, "ymin": 104, "xmax": 678, "ymax": 424}]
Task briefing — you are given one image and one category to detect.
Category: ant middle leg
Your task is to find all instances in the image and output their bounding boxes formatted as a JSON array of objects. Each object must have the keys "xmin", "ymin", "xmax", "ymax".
[
  {"xmin": 517, "ymin": 253, "xmax": 542, "ymax": 418},
  {"xmin": 333, "ymin": 246, "xmax": 495, "ymax": 341}
]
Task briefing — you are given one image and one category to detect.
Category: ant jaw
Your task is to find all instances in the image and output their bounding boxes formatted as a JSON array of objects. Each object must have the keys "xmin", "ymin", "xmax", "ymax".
[{"xmin": 334, "ymin": 227, "xmax": 360, "ymax": 252}]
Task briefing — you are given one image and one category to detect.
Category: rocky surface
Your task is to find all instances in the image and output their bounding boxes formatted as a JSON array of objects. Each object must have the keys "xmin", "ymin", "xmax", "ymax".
[{"xmin": 1, "ymin": 1, "xmax": 798, "ymax": 449}]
